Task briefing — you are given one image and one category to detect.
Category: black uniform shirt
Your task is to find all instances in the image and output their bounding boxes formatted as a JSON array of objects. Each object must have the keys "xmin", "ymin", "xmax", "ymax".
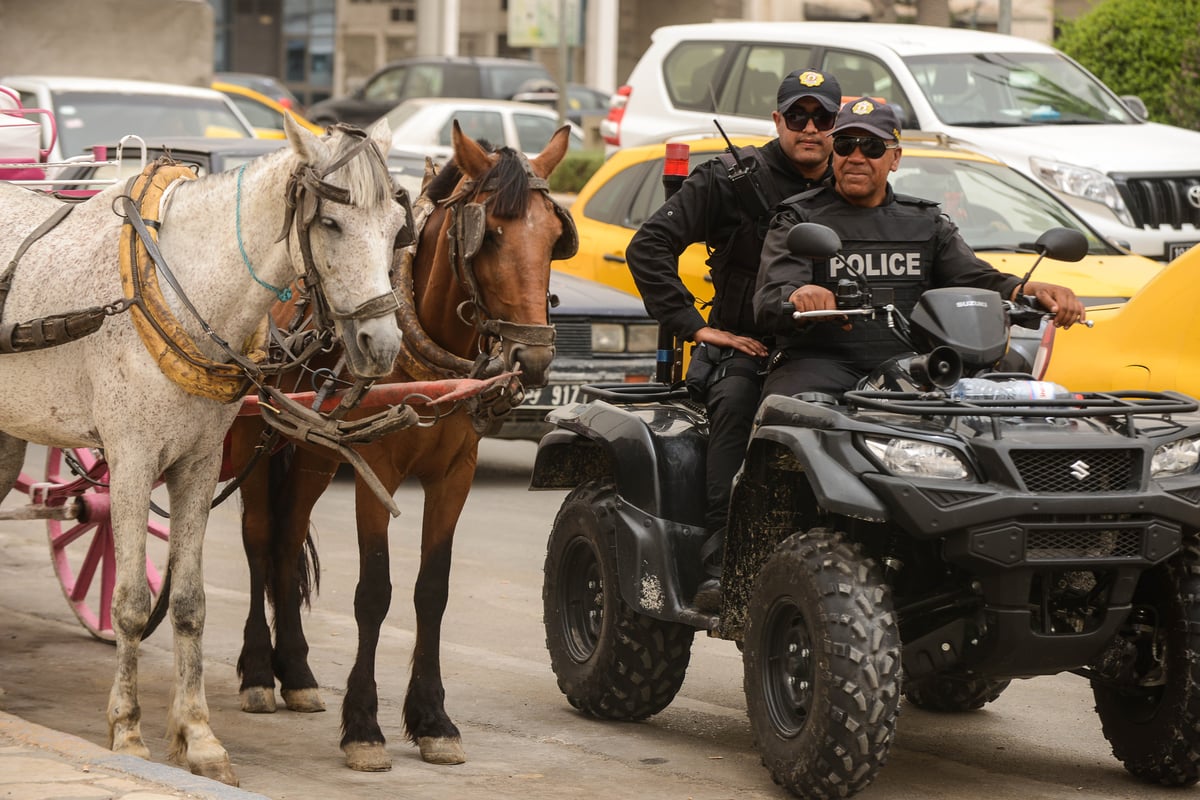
[{"xmin": 627, "ymin": 139, "xmax": 832, "ymax": 340}]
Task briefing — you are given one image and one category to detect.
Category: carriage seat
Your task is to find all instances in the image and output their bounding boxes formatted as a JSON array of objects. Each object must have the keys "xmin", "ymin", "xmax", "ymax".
[{"xmin": 0, "ymin": 85, "xmax": 48, "ymax": 181}]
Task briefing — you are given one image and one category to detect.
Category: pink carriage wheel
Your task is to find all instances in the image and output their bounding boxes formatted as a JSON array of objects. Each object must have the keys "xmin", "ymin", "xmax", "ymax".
[{"xmin": 44, "ymin": 447, "xmax": 170, "ymax": 643}]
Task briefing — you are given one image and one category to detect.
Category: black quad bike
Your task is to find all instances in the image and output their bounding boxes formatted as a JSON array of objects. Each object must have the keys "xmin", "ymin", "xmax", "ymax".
[{"xmin": 528, "ymin": 223, "xmax": 1200, "ymax": 798}]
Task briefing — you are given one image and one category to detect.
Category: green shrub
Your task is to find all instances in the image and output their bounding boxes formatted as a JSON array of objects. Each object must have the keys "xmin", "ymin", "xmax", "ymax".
[
  {"xmin": 549, "ymin": 149, "xmax": 606, "ymax": 193},
  {"xmin": 1170, "ymin": 26, "xmax": 1200, "ymax": 129},
  {"xmin": 1055, "ymin": 0, "xmax": 1200, "ymax": 127}
]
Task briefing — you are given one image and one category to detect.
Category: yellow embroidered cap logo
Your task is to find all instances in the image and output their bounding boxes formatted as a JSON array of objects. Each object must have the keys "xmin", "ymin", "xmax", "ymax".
[
  {"xmin": 852, "ymin": 100, "xmax": 875, "ymax": 115},
  {"xmin": 893, "ymin": 127, "xmax": 901, "ymax": 139},
  {"xmin": 798, "ymin": 71, "xmax": 824, "ymax": 87}
]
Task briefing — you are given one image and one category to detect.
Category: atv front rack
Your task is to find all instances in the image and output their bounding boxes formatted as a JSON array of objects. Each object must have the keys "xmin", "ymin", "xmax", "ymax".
[{"xmin": 844, "ymin": 389, "xmax": 1199, "ymax": 438}]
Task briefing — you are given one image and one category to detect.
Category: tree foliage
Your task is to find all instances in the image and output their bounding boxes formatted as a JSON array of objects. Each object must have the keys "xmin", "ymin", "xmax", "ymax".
[{"xmin": 1055, "ymin": 0, "xmax": 1200, "ymax": 128}]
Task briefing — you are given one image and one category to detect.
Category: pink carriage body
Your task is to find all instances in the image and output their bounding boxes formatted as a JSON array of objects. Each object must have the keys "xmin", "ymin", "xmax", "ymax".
[{"xmin": 0, "ymin": 85, "xmax": 55, "ymax": 181}]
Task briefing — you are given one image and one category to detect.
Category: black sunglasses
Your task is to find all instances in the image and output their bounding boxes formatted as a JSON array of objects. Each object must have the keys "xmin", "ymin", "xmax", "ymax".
[
  {"xmin": 782, "ymin": 108, "xmax": 836, "ymax": 132},
  {"xmin": 832, "ymin": 135, "xmax": 899, "ymax": 159}
]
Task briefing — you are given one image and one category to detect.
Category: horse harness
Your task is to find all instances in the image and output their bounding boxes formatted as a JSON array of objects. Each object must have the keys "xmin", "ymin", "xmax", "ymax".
[
  {"xmin": 0, "ymin": 135, "xmax": 426, "ymax": 511},
  {"xmin": 392, "ymin": 153, "xmax": 578, "ymax": 433},
  {"xmin": 0, "ymin": 202, "xmax": 115, "ymax": 353}
]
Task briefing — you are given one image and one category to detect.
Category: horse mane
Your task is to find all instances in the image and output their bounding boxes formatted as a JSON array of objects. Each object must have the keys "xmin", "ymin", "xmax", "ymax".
[
  {"xmin": 320, "ymin": 127, "xmax": 394, "ymax": 209},
  {"xmin": 426, "ymin": 141, "xmax": 531, "ymax": 219}
]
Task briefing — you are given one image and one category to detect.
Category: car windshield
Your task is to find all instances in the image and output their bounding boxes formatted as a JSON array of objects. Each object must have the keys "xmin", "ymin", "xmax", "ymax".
[
  {"xmin": 227, "ymin": 94, "xmax": 284, "ymax": 130},
  {"xmin": 905, "ymin": 52, "xmax": 1135, "ymax": 127},
  {"xmin": 893, "ymin": 155, "xmax": 1112, "ymax": 254},
  {"xmin": 486, "ymin": 67, "xmax": 552, "ymax": 100},
  {"xmin": 51, "ymin": 90, "xmax": 252, "ymax": 157}
]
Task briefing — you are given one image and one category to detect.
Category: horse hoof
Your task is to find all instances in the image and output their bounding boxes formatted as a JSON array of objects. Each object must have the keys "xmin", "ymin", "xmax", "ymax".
[
  {"xmin": 343, "ymin": 741, "xmax": 392, "ymax": 772},
  {"xmin": 113, "ymin": 740, "xmax": 151, "ymax": 760},
  {"xmin": 192, "ymin": 757, "xmax": 239, "ymax": 787},
  {"xmin": 239, "ymin": 687, "xmax": 277, "ymax": 714},
  {"xmin": 282, "ymin": 687, "xmax": 325, "ymax": 712},
  {"xmin": 417, "ymin": 736, "xmax": 466, "ymax": 765}
]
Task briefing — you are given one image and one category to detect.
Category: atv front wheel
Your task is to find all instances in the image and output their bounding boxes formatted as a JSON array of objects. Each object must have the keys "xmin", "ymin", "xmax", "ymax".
[
  {"xmin": 904, "ymin": 675, "xmax": 1010, "ymax": 712},
  {"xmin": 543, "ymin": 481, "xmax": 695, "ymax": 720},
  {"xmin": 743, "ymin": 528, "xmax": 901, "ymax": 799},
  {"xmin": 1092, "ymin": 539, "xmax": 1200, "ymax": 786}
]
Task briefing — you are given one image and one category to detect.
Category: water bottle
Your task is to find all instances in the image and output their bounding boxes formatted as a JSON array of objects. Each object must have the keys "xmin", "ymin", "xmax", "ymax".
[{"xmin": 949, "ymin": 377, "xmax": 1072, "ymax": 401}]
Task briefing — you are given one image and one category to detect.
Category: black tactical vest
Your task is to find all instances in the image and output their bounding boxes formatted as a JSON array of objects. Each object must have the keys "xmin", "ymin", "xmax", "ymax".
[
  {"xmin": 705, "ymin": 147, "xmax": 786, "ymax": 333},
  {"xmin": 781, "ymin": 194, "xmax": 941, "ymax": 366}
]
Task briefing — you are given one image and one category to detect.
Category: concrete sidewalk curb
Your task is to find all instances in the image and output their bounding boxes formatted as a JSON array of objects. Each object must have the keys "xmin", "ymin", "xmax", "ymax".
[{"xmin": 0, "ymin": 710, "xmax": 270, "ymax": 800}]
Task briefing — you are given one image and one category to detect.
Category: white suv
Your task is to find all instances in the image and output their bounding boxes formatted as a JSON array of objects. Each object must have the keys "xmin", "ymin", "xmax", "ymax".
[{"xmin": 603, "ymin": 21, "xmax": 1200, "ymax": 260}]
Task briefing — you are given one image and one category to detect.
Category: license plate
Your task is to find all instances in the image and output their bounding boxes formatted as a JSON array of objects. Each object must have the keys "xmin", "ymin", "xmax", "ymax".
[
  {"xmin": 523, "ymin": 383, "xmax": 583, "ymax": 408},
  {"xmin": 1167, "ymin": 241, "xmax": 1199, "ymax": 260}
]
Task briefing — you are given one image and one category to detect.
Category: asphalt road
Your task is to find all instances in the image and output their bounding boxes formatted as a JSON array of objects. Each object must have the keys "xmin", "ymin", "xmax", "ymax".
[{"xmin": 0, "ymin": 440, "xmax": 1195, "ymax": 800}]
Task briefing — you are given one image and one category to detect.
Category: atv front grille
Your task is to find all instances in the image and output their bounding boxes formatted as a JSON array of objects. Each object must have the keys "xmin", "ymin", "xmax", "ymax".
[
  {"xmin": 1011, "ymin": 449, "xmax": 1139, "ymax": 493},
  {"xmin": 1115, "ymin": 174, "xmax": 1200, "ymax": 229},
  {"xmin": 1025, "ymin": 527, "xmax": 1143, "ymax": 560}
]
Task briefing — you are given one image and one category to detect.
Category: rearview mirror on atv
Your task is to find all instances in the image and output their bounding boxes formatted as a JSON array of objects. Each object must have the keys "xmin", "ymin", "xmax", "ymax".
[
  {"xmin": 785, "ymin": 222, "xmax": 841, "ymax": 259},
  {"xmin": 1031, "ymin": 227, "xmax": 1088, "ymax": 263}
]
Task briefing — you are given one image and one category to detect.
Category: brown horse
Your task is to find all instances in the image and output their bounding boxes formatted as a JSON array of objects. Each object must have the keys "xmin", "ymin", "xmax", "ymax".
[{"xmin": 225, "ymin": 122, "xmax": 573, "ymax": 771}]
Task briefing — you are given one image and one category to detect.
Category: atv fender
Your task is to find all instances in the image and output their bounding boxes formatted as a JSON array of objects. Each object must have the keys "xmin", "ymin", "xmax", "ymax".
[
  {"xmin": 531, "ymin": 400, "xmax": 712, "ymax": 625},
  {"xmin": 531, "ymin": 400, "xmax": 707, "ymax": 523},
  {"xmin": 750, "ymin": 396, "xmax": 889, "ymax": 522}
]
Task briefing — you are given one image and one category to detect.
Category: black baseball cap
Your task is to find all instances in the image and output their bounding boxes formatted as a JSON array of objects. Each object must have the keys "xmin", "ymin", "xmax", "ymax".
[
  {"xmin": 777, "ymin": 69, "xmax": 842, "ymax": 114},
  {"xmin": 830, "ymin": 97, "xmax": 903, "ymax": 141}
]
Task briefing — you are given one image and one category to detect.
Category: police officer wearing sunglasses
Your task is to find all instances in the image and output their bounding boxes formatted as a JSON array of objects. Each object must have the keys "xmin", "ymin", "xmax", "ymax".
[
  {"xmin": 627, "ymin": 68, "xmax": 842, "ymax": 612},
  {"xmin": 754, "ymin": 97, "xmax": 1086, "ymax": 399}
]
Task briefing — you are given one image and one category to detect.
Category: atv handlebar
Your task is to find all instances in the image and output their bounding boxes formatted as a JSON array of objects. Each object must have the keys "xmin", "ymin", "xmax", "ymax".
[{"xmin": 1007, "ymin": 295, "xmax": 1094, "ymax": 329}]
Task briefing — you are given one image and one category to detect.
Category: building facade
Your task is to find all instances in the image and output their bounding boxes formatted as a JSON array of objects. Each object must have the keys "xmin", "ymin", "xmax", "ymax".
[{"xmin": 210, "ymin": 0, "xmax": 1058, "ymax": 109}]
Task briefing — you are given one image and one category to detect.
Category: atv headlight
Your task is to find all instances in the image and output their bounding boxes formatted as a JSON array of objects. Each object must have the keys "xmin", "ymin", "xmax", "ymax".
[
  {"xmin": 863, "ymin": 437, "xmax": 971, "ymax": 480},
  {"xmin": 1152, "ymin": 437, "xmax": 1200, "ymax": 478},
  {"xmin": 1029, "ymin": 157, "xmax": 1133, "ymax": 226}
]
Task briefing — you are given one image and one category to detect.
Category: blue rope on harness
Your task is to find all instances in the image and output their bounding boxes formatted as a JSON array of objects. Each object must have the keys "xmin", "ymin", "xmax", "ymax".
[{"xmin": 236, "ymin": 163, "xmax": 293, "ymax": 303}]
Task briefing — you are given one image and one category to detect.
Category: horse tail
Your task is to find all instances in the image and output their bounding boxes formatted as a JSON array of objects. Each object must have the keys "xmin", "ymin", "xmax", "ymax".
[
  {"xmin": 142, "ymin": 567, "xmax": 172, "ymax": 640},
  {"xmin": 265, "ymin": 441, "xmax": 321, "ymax": 609}
]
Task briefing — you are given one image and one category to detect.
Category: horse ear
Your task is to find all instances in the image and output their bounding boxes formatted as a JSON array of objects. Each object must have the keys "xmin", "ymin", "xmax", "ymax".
[
  {"xmin": 284, "ymin": 112, "xmax": 326, "ymax": 163},
  {"xmin": 368, "ymin": 118, "xmax": 393, "ymax": 157},
  {"xmin": 528, "ymin": 125, "xmax": 571, "ymax": 180},
  {"xmin": 451, "ymin": 120, "xmax": 493, "ymax": 178}
]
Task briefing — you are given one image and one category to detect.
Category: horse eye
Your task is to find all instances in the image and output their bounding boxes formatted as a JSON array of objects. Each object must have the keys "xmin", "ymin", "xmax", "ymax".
[{"xmin": 319, "ymin": 217, "xmax": 340, "ymax": 232}]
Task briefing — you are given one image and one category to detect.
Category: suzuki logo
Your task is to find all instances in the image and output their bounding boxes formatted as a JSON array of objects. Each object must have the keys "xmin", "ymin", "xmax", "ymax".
[
  {"xmin": 1069, "ymin": 460, "xmax": 1091, "ymax": 481},
  {"xmin": 1188, "ymin": 185, "xmax": 1200, "ymax": 210}
]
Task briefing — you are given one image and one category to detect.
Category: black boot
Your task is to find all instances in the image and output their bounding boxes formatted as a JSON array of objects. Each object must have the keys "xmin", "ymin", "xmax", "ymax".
[{"xmin": 692, "ymin": 527, "xmax": 725, "ymax": 613}]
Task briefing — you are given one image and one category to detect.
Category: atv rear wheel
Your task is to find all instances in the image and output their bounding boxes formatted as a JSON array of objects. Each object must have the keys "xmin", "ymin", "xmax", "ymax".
[
  {"xmin": 743, "ymin": 528, "xmax": 901, "ymax": 799},
  {"xmin": 543, "ymin": 481, "xmax": 695, "ymax": 720},
  {"xmin": 1092, "ymin": 539, "xmax": 1200, "ymax": 786},
  {"xmin": 904, "ymin": 675, "xmax": 1010, "ymax": 712}
]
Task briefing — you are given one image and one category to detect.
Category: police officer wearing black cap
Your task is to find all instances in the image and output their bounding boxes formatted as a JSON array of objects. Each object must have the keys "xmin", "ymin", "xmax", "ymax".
[
  {"xmin": 627, "ymin": 68, "xmax": 844, "ymax": 612},
  {"xmin": 754, "ymin": 97, "xmax": 1087, "ymax": 398}
]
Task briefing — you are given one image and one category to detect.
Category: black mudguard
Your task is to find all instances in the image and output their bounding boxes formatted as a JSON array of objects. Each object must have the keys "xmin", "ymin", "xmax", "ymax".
[
  {"xmin": 531, "ymin": 400, "xmax": 714, "ymax": 627},
  {"xmin": 747, "ymin": 395, "xmax": 890, "ymax": 522}
]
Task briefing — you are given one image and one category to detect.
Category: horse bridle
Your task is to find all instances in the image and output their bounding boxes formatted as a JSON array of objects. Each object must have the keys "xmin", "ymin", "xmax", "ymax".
[
  {"xmin": 275, "ymin": 123, "xmax": 416, "ymax": 340},
  {"xmin": 442, "ymin": 152, "xmax": 577, "ymax": 379}
]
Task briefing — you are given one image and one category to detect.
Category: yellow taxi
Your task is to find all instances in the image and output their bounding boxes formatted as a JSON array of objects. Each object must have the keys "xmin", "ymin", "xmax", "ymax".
[
  {"xmin": 558, "ymin": 133, "xmax": 1163, "ymax": 311},
  {"xmin": 1044, "ymin": 244, "xmax": 1200, "ymax": 394},
  {"xmin": 213, "ymin": 81, "xmax": 325, "ymax": 139}
]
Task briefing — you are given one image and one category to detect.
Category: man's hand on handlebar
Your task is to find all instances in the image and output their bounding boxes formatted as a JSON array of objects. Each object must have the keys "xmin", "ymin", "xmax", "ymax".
[
  {"xmin": 1020, "ymin": 281, "xmax": 1088, "ymax": 328},
  {"xmin": 693, "ymin": 326, "xmax": 768, "ymax": 358},
  {"xmin": 787, "ymin": 285, "xmax": 852, "ymax": 329},
  {"xmin": 788, "ymin": 284, "xmax": 837, "ymax": 314}
]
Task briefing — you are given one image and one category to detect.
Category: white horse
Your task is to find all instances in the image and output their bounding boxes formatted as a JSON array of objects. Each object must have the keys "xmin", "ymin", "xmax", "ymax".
[{"xmin": 0, "ymin": 115, "xmax": 405, "ymax": 785}]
